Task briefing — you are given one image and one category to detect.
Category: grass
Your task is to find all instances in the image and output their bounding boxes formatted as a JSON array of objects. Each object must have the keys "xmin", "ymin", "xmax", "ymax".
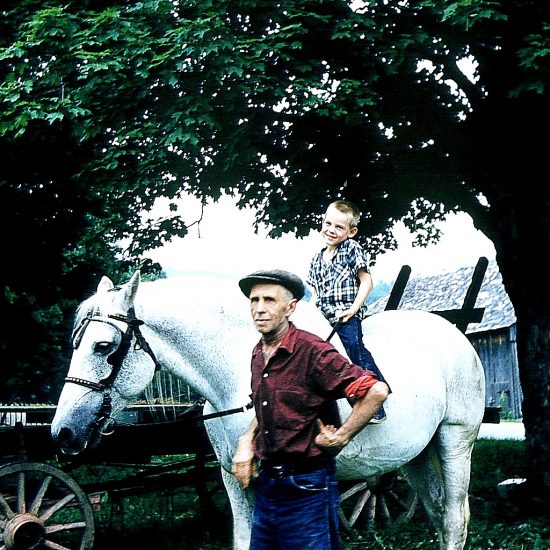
[{"xmin": 67, "ymin": 437, "xmax": 549, "ymax": 549}]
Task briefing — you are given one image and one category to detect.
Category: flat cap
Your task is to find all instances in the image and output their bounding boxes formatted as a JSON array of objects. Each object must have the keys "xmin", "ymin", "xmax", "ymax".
[{"xmin": 238, "ymin": 269, "xmax": 305, "ymax": 300}]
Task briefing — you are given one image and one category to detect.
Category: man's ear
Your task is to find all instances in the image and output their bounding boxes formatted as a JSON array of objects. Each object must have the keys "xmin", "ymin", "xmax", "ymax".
[
  {"xmin": 349, "ymin": 227, "xmax": 358, "ymax": 238},
  {"xmin": 287, "ymin": 298, "xmax": 298, "ymax": 317}
]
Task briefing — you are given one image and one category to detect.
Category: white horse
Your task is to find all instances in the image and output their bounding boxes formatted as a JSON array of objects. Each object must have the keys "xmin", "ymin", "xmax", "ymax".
[{"xmin": 51, "ymin": 271, "xmax": 485, "ymax": 550}]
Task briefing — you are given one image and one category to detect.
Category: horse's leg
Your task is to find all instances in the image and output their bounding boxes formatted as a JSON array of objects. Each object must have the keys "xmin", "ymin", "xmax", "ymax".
[
  {"xmin": 401, "ymin": 444, "xmax": 445, "ymax": 546},
  {"xmin": 220, "ymin": 468, "xmax": 255, "ymax": 550},
  {"xmin": 402, "ymin": 427, "xmax": 475, "ymax": 550},
  {"xmin": 434, "ymin": 424, "xmax": 477, "ymax": 550}
]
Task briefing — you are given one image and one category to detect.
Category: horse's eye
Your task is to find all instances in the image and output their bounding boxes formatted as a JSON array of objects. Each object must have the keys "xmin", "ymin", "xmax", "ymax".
[{"xmin": 94, "ymin": 341, "xmax": 116, "ymax": 355}]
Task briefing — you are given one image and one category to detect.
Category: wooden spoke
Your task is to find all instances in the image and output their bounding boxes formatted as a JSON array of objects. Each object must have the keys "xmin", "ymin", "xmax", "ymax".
[
  {"xmin": 0, "ymin": 461, "xmax": 94, "ymax": 550},
  {"xmin": 339, "ymin": 471, "xmax": 419, "ymax": 533}
]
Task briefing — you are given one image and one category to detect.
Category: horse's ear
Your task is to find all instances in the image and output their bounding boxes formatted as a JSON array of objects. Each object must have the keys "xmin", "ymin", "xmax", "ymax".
[
  {"xmin": 97, "ymin": 276, "xmax": 115, "ymax": 294},
  {"xmin": 119, "ymin": 270, "xmax": 140, "ymax": 309}
]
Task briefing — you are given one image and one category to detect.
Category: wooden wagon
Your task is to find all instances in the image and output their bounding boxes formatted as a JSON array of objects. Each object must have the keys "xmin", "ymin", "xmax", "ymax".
[{"xmin": 0, "ymin": 395, "xmax": 223, "ymax": 550}]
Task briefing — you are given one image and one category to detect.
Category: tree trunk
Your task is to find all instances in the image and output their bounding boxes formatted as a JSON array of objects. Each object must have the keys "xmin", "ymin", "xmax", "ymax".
[
  {"xmin": 492, "ymin": 185, "xmax": 550, "ymax": 504},
  {"xmin": 518, "ymin": 317, "xmax": 550, "ymax": 501}
]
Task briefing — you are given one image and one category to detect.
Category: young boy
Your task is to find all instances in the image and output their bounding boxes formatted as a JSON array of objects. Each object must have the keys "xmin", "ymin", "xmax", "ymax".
[{"xmin": 307, "ymin": 200, "xmax": 389, "ymax": 423}]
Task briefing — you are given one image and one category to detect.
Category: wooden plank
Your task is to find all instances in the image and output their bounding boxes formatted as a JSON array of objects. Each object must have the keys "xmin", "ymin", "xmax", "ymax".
[
  {"xmin": 384, "ymin": 265, "xmax": 411, "ymax": 311},
  {"xmin": 432, "ymin": 308, "xmax": 485, "ymax": 326},
  {"xmin": 454, "ymin": 256, "xmax": 489, "ymax": 333},
  {"xmin": 462, "ymin": 257, "xmax": 489, "ymax": 310}
]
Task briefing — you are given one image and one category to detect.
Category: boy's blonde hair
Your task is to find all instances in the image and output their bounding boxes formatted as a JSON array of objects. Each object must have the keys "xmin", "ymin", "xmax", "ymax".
[{"xmin": 328, "ymin": 200, "xmax": 361, "ymax": 229}]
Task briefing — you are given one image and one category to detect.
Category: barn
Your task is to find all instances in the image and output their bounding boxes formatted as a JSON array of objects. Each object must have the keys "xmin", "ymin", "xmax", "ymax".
[{"xmin": 368, "ymin": 259, "xmax": 523, "ymax": 420}]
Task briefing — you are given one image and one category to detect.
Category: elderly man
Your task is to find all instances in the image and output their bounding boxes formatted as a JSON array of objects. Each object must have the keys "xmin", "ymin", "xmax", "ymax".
[{"xmin": 232, "ymin": 269, "xmax": 388, "ymax": 550}]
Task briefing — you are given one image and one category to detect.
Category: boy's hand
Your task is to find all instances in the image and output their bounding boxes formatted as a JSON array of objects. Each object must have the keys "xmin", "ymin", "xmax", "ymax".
[{"xmin": 336, "ymin": 308, "xmax": 355, "ymax": 323}]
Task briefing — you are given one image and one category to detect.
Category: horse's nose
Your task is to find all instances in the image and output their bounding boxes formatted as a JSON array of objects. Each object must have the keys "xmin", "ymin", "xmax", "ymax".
[{"xmin": 52, "ymin": 426, "xmax": 86, "ymax": 456}]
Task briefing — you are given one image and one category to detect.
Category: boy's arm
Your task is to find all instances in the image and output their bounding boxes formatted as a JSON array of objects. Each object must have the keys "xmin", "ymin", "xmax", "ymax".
[
  {"xmin": 337, "ymin": 269, "xmax": 373, "ymax": 322},
  {"xmin": 306, "ymin": 262, "xmax": 319, "ymax": 302}
]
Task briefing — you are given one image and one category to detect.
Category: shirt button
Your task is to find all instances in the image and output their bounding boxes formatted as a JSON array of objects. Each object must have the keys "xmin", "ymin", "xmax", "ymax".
[
  {"xmin": 264, "ymin": 430, "xmax": 269, "ymax": 434},
  {"xmin": 262, "ymin": 401, "xmax": 268, "ymax": 406},
  {"xmin": 263, "ymin": 373, "xmax": 268, "ymax": 378}
]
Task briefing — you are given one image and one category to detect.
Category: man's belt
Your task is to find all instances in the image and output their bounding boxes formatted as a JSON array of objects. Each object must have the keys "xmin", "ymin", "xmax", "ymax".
[{"xmin": 261, "ymin": 458, "xmax": 332, "ymax": 479}]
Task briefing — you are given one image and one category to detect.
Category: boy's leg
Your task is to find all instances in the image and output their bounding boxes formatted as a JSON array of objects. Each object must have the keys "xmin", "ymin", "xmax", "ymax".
[
  {"xmin": 358, "ymin": 345, "xmax": 389, "ymax": 385},
  {"xmin": 336, "ymin": 318, "xmax": 388, "ymax": 382},
  {"xmin": 335, "ymin": 317, "xmax": 364, "ymax": 365},
  {"xmin": 353, "ymin": 318, "xmax": 390, "ymax": 422},
  {"xmin": 336, "ymin": 317, "xmax": 388, "ymax": 423}
]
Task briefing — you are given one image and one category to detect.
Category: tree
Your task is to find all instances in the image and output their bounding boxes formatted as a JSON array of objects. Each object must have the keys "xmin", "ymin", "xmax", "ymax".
[{"xmin": 0, "ymin": 0, "xmax": 548, "ymax": 502}]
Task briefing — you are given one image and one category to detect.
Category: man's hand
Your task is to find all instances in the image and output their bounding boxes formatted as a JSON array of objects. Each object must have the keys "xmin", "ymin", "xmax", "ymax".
[
  {"xmin": 231, "ymin": 429, "xmax": 258, "ymax": 489},
  {"xmin": 232, "ymin": 455, "xmax": 258, "ymax": 489},
  {"xmin": 317, "ymin": 389, "xmax": 387, "ymax": 454},
  {"xmin": 315, "ymin": 419, "xmax": 350, "ymax": 453}
]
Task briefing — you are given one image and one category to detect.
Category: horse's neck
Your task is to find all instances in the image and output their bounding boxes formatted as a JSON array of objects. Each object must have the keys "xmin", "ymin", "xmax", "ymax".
[
  {"xmin": 132, "ymin": 277, "xmax": 338, "ymax": 411},
  {"xmin": 135, "ymin": 278, "xmax": 257, "ymax": 411}
]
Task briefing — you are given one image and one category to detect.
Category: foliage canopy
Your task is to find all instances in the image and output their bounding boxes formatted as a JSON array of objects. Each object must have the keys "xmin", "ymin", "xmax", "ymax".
[{"xmin": 0, "ymin": 0, "xmax": 548, "ymax": 497}]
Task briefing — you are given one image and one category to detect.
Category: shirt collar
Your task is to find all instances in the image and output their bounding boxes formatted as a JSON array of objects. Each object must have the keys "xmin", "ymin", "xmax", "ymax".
[
  {"xmin": 278, "ymin": 322, "xmax": 297, "ymax": 354},
  {"xmin": 252, "ymin": 322, "xmax": 298, "ymax": 358},
  {"xmin": 323, "ymin": 238, "xmax": 352, "ymax": 258}
]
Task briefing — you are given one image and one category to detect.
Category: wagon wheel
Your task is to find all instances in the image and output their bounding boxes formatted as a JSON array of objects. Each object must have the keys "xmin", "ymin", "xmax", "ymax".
[
  {"xmin": 339, "ymin": 471, "xmax": 418, "ymax": 533},
  {"xmin": 0, "ymin": 461, "xmax": 95, "ymax": 550}
]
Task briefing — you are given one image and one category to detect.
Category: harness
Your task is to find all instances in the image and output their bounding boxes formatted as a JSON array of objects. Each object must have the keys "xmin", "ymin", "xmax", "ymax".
[
  {"xmin": 67, "ymin": 306, "xmax": 252, "ymax": 436},
  {"xmin": 68, "ymin": 307, "xmax": 161, "ymax": 434}
]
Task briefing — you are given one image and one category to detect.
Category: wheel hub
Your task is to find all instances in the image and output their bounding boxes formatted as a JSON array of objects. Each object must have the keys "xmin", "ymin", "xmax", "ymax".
[{"xmin": 3, "ymin": 512, "xmax": 45, "ymax": 550}]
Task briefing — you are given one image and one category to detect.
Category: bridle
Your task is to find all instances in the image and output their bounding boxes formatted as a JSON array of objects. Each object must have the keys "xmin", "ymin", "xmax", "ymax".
[
  {"xmin": 66, "ymin": 305, "xmax": 253, "ymax": 436},
  {"xmin": 67, "ymin": 306, "xmax": 161, "ymax": 435}
]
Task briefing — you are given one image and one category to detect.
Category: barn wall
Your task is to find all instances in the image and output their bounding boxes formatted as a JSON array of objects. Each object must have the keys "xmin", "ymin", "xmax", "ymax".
[{"xmin": 468, "ymin": 324, "xmax": 523, "ymax": 419}]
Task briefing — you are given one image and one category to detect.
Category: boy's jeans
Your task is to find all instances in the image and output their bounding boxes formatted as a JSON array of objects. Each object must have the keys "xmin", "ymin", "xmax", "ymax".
[
  {"xmin": 250, "ymin": 462, "xmax": 340, "ymax": 550},
  {"xmin": 336, "ymin": 316, "xmax": 388, "ymax": 384}
]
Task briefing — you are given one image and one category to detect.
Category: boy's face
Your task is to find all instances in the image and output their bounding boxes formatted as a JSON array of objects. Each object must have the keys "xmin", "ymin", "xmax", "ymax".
[{"xmin": 321, "ymin": 205, "xmax": 358, "ymax": 247}]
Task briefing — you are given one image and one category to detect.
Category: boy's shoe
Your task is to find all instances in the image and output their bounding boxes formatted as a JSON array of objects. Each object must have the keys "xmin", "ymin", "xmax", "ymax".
[{"xmin": 369, "ymin": 405, "xmax": 387, "ymax": 424}]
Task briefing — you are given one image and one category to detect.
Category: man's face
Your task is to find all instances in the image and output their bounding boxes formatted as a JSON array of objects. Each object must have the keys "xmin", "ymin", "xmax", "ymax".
[{"xmin": 249, "ymin": 283, "xmax": 296, "ymax": 335}]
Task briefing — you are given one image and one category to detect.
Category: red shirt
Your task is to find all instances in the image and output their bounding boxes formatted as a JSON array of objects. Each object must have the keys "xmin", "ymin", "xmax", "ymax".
[{"xmin": 250, "ymin": 322, "xmax": 366, "ymax": 462}]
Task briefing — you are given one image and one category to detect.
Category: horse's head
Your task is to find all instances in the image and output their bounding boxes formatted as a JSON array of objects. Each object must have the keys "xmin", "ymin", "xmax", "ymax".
[{"xmin": 51, "ymin": 271, "xmax": 159, "ymax": 455}]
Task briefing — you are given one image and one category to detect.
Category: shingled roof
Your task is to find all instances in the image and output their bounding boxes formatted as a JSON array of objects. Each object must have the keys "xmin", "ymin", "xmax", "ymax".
[{"xmin": 368, "ymin": 259, "xmax": 516, "ymax": 334}]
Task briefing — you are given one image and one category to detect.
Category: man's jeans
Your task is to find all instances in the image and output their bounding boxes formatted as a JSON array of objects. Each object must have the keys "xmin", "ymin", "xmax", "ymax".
[
  {"xmin": 336, "ymin": 316, "xmax": 388, "ymax": 384},
  {"xmin": 250, "ymin": 462, "xmax": 340, "ymax": 550}
]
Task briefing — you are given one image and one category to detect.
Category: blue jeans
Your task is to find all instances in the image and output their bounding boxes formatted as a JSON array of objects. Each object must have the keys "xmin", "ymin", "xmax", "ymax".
[
  {"xmin": 250, "ymin": 462, "xmax": 340, "ymax": 550},
  {"xmin": 336, "ymin": 316, "xmax": 388, "ymax": 385}
]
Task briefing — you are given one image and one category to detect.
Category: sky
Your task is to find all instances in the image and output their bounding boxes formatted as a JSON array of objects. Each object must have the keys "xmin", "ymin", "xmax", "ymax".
[{"xmin": 146, "ymin": 194, "xmax": 496, "ymax": 285}]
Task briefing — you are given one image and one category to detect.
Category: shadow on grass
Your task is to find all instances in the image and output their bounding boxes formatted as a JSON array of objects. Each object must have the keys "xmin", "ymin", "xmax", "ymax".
[{"xmin": 82, "ymin": 439, "xmax": 549, "ymax": 549}]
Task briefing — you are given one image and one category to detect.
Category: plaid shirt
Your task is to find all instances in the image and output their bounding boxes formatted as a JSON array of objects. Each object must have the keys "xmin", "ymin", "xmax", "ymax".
[{"xmin": 307, "ymin": 239, "xmax": 370, "ymax": 325}]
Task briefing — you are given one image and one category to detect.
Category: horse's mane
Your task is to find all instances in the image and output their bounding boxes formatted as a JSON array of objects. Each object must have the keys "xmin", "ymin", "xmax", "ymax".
[{"xmin": 73, "ymin": 296, "xmax": 100, "ymax": 329}]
